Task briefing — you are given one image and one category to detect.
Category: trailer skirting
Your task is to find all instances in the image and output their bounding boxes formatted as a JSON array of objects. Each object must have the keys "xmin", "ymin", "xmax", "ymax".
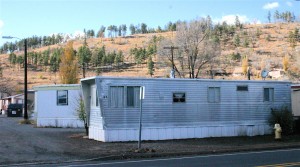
[
  {"xmin": 89, "ymin": 124, "xmax": 272, "ymax": 142},
  {"xmin": 37, "ymin": 118, "xmax": 84, "ymax": 128}
]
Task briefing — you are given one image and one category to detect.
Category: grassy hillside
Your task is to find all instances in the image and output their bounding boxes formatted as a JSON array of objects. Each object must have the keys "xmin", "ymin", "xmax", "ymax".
[{"xmin": 0, "ymin": 23, "xmax": 300, "ymax": 93}]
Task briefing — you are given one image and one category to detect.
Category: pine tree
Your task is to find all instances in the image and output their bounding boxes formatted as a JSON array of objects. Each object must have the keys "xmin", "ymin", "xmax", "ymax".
[
  {"xmin": 59, "ymin": 41, "xmax": 78, "ymax": 84},
  {"xmin": 141, "ymin": 23, "xmax": 148, "ymax": 34},
  {"xmin": 77, "ymin": 39, "xmax": 92, "ymax": 78},
  {"xmin": 113, "ymin": 50, "xmax": 123, "ymax": 69},
  {"xmin": 97, "ymin": 26, "xmax": 106, "ymax": 38},
  {"xmin": 288, "ymin": 30, "xmax": 297, "ymax": 48},
  {"xmin": 50, "ymin": 48, "xmax": 62, "ymax": 73},
  {"xmin": 118, "ymin": 25, "xmax": 122, "ymax": 37},
  {"xmin": 147, "ymin": 55, "xmax": 154, "ymax": 77},
  {"xmin": 235, "ymin": 16, "xmax": 241, "ymax": 29},
  {"xmin": 16, "ymin": 55, "xmax": 24, "ymax": 70},
  {"xmin": 121, "ymin": 24, "xmax": 127, "ymax": 37},
  {"xmin": 233, "ymin": 34, "xmax": 240, "ymax": 47},
  {"xmin": 274, "ymin": 10, "xmax": 280, "ymax": 22},
  {"xmin": 267, "ymin": 11, "xmax": 271, "ymax": 23},
  {"xmin": 9, "ymin": 53, "xmax": 17, "ymax": 65}
]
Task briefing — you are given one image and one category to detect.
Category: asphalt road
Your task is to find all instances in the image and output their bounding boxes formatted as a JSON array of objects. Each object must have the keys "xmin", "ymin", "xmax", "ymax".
[
  {"xmin": 1, "ymin": 116, "xmax": 300, "ymax": 167},
  {"xmin": 54, "ymin": 149, "xmax": 300, "ymax": 167}
]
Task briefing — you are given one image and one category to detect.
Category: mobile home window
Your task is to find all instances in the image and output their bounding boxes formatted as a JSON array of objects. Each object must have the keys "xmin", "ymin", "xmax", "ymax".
[
  {"xmin": 57, "ymin": 90, "xmax": 68, "ymax": 105},
  {"xmin": 127, "ymin": 86, "xmax": 141, "ymax": 107},
  {"xmin": 208, "ymin": 87, "xmax": 220, "ymax": 103},
  {"xmin": 173, "ymin": 92, "xmax": 186, "ymax": 103},
  {"xmin": 264, "ymin": 88, "xmax": 274, "ymax": 102},
  {"xmin": 237, "ymin": 85, "xmax": 248, "ymax": 91},
  {"xmin": 109, "ymin": 86, "xmax": 124, "ymax": 108}
]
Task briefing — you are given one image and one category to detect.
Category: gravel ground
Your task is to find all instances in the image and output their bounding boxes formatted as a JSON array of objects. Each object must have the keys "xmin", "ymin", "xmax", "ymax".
[{"xmin": 1, "ymin": 116, "xmax": 300, "ymax": 165}]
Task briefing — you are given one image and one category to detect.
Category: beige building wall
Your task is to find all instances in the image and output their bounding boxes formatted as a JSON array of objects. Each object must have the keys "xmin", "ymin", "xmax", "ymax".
[{"xmin": 292, "ymin": 86, "xmax": 300, "ymax": 117}]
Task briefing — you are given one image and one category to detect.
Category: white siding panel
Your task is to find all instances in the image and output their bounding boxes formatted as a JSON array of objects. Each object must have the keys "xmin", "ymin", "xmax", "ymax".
[
  {"xmin": 81, "ymin": 77, "xmax": 291, "ymax": 142},
  {"xmin": 35, "ymin": 86, "xmax": 83, "ymax": 128}
]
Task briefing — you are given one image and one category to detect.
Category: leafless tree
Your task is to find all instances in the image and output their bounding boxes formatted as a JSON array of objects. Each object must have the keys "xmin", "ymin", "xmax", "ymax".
[
  {"xmin": 158, "ymin": 18, "xmax": 221, "ymax": 78},
  {"xmin": 0, "ymin": 77, "xmax": 15, "ymax": 96}
]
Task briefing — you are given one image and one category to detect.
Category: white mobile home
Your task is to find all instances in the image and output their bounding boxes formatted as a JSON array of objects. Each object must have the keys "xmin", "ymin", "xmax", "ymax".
[
  {"xmin": 33, "ymin": 84, "xmax": 83, "ymax": 128},
  {"xmin": 81, "ymin": 77, "xmax": 291, "ymax": 142}
]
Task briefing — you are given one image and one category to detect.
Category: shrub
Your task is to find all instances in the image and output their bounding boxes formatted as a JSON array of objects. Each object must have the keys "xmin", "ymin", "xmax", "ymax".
[
  {"xmin": 266, "ymin": 34, "xmax": 271, "ymax": 41},
  {"xmin": 230, "ymin": 52, "xmax": 241, "ymax": 61},
  {"xmin": 75, "ymin": 95, "xmax": 88, "ymax": 135},
  {"xmin": 268, "ymin": 106, "xmax": 294, "ymax": 135}
]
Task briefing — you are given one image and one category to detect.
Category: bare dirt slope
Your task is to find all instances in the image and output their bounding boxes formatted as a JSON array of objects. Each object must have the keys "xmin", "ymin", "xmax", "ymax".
[{"xmin": 0, "ymin": 23, "xmax": 300, "ymax": 91}]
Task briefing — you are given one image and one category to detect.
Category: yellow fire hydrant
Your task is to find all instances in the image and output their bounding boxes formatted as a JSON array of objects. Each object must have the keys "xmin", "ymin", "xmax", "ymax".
[{"xmin": 274, "ymin": 123, "xmax": 282, "ymax": 140}]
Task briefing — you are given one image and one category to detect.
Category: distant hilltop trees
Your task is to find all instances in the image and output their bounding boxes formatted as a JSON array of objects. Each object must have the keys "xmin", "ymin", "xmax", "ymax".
[
  {"xmin": 1, "ymin": 9, "xmax": 298, "ymax": 54},
  {"xmin": 271, "ymin": 10, "xmax": 296, "ymax": 23},
  {"xmin": 0, "ymin": 21, "xmax": 178, "ymax": 54}
]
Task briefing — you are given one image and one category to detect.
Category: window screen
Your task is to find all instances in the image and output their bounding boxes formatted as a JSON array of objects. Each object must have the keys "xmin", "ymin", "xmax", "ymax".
[
  {"xmin": 109, "ymin": 86, "xmax": 124, "ymax": 108},
  {"xmin": 264, "ymin": 88, "xmax": 274, "ymax": 102},
  {"xmin": 127, "ymin": 86, "xmax": 141, "ymax": 107},
  {"xmin": 208, "ymin": 87, "xmax": 220, "ymax": 103}
]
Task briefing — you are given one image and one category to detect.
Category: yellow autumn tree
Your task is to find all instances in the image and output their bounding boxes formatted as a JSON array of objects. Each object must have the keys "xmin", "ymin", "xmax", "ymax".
[
  {"xmin": 241, "ymin": 55, "xmax": 248, "ymax": 75},
  {"xmin": 282, "ymin": 55, "xmax": 289, "ymax": 72},
  {"xmin": 59, "ymin": 41, "xmax": 79, "ymax": 84}
]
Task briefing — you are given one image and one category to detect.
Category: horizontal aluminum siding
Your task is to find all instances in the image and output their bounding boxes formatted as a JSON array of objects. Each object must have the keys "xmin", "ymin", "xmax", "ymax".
[{"xmin": 95, "ymin": 78, "xmax": 290, "ymax": 129}]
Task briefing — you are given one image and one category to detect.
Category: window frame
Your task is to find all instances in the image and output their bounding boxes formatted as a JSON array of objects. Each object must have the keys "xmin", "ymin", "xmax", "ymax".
[
  {"xmin": 126, "ymin": 86, "xmax": 141, "ymax": 108},
  {"xmin": 109, "ymin": 86, "xmax": 125, "ymax": 108},
  {"xmin": 109, "ymin": 86, "xmax": 142, "ymax": 108},
  {"xmin": 237, "ymin": 85, "xmax": 248, "ymax": 91},
  {"xmin": 173, "ymin": 92, "xmax": 186, "ymax": 103},
  {"xmin": 263, "ymin": 87, "xmax": 274, "ymax": 102},
  {"xmin": 57, "ymin": 90, "xmax": 68, "ymax": 106},
  {"xmin": 208, "ymin": 87, "xmax": 220, "ymax": 103}
]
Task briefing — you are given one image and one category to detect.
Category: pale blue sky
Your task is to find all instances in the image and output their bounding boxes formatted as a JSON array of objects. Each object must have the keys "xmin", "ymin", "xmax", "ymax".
[{"xmin": 0, "ymin": 0, "xmax": 299, "ymax": 45}]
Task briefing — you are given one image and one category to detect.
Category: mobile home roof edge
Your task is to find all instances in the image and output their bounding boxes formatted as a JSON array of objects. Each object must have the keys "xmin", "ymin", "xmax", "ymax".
[
  {"xmin": 33, "ymin": 84, "xmax": 81, "ymax": 91},
  {"xmin": 80, "ymin": 76, "xmax": 291, "ymax": 84}
]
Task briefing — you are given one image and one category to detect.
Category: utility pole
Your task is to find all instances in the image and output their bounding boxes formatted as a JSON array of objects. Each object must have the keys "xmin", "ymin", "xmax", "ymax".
[
  {"xmin": 163, "ymin": 46, "xmax": 178, "ymax": 78},
  {"xmin": 24, "ymin": 39, "xmax": 28, "ymax": 120},
  {"xmin": 138, "ymin": 86, "xmax": 144, "ymax": 150}
]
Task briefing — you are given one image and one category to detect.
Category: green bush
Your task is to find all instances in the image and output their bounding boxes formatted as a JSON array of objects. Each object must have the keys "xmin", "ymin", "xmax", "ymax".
[
  {"xmin": 230, "ymin": 52, "xmax": 241, "ymax": 61},
  {"xmin": 268, "ymin": 106, "xmax": 294, "ymax": 135}
]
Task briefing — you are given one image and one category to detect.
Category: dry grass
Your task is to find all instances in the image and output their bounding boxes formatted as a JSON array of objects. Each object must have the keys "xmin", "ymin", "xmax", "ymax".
[{"xmin": 19, "ymin": 119, "xmax": 35, "ymax": 125}]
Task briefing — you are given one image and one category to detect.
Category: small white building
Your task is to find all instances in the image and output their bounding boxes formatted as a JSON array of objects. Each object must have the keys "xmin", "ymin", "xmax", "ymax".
[
  {"xmin": 268, "ymin": 69, "xmax": 285, "ymax": 79},
  {"xmin": 33, "ymin": 84, "xmax": 83, "ymax": 128}
]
